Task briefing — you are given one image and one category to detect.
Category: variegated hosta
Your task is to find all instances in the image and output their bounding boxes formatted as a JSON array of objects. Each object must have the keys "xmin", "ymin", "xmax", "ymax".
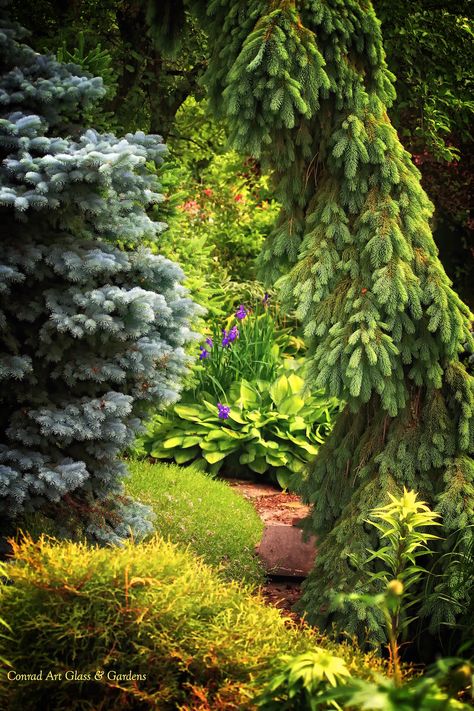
[{"xmin": 141, "ymin": 367, "xmax": 341, "ymax": 488}]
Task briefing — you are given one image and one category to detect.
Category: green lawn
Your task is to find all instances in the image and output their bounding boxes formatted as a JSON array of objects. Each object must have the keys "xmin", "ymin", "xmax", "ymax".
[{"xmin": 125, "ymin": 459, "xmax": 265, "ymax": 586}]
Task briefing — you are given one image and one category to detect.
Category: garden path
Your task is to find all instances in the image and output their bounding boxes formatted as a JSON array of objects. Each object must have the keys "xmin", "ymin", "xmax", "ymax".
[{"xmin": 228, "ymin": 480, "xmax": 312, "ymax": 621}]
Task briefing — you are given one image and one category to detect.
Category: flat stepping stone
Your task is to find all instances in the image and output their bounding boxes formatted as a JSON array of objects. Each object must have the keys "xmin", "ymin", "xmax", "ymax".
[
  {"xmin": 227, "ymin": 479, "xmax": 316, "ymax": 577},
  {"xmin": 256, "ymin": 523, "xmax": 316, "ymax": 577}
]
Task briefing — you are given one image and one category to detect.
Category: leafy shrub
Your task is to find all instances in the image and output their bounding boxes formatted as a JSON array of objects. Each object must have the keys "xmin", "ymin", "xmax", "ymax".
[
  {"xmin": 0, "ymin": 534, "xmax": 380, "ymax": 710},
  {"xmin": 255, "ymin": 649, "xmax": 351, "ymax": 710},
  {"xmin": 317, "ymin": 662, "xmax": 473, "ymax": 711},
  {"xmin": 184, "ymin": 150, "xmax": 280, "ymax": 282},
  {"xmin": 149, "ymin": 101, "xmax": 281, "ymax": 316},
  {"xmin": 139, "ymin": 302, "xmax": 336, "ymax": 486},
  {"xmin": 257, "ymin": 491, "xmax": 473, "ymax": 709},
  {"xmin": 124, "ymin": 459, "xmax": 264, "ymax": 585},
  {"xmin": 142, "ymin": 370, "xmax": 340, "ymax": 487},
  {"xmin": 337, "ymin": 489, "xmax": 442, "ymax": 678}
]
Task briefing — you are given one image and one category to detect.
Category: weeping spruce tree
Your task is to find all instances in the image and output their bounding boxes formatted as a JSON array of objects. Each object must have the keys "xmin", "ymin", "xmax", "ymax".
[{"xmin": 186, "ymin": 0, "xmax": 474, "ymax": 638}]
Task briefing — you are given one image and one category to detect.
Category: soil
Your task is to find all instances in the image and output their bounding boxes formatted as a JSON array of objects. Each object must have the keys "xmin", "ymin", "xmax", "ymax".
[
  {"xmin": 227, "ymin": 479, "xmax": 310, "ymax": 621},
  {"xmin": 260, "ymin": 578, "xmax": 304, "ymax": 622},
  {"xmin": 228, "ymin": 480, "xmax": 311, "ymax": 525}
]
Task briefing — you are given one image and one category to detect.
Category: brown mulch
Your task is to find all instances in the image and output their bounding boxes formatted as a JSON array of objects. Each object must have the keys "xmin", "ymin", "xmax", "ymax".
[
  {"xmin": 227, "ymin": 480, "xmax": 311, "ymax": 525},
  {"xmin": 260, "ymin": 579, "xmax": 304, "ymax": 622},
  {"xmin": 227, "ymin": 479, "xmax": 310, "ymax": 621}
]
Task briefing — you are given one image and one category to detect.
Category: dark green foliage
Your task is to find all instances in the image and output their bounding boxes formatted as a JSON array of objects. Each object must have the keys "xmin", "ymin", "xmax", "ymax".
[
  {"xmin": 0, "ymin": 534, "xmax": 380, "ymax": 710},
  {"xmin": 189, "ymin": 0, "xmax": 474, "ymax": 640},
  {"xmin": 145, "ymin": 0, "xmax": 187, "ymax": 59},
  {"xmin": 11, "ymin": 0, "xmax": 207, "ymax": 137},
  {"xmin": 373, "ymin": 0, "xmax": 473, "ymax": 163},
  {"xmin": 373, "ymin": 1, "xmax": 474, "ymax": 307},
  {"xmin": 422, "ymin": 525, "xmax": 474, "ymax": 657}
]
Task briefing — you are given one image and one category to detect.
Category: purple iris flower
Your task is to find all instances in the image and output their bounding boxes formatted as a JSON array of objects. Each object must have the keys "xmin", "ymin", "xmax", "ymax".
[
  {"xmin": 235, "ymin": 304, "xmax": 247, "ymax": 320},
  {"xmin": 199, "ymin": 346, "xmax": 209, "ymax": 360},
  {"xmin": 228, "ymin": 325, "xmax": 239, "ymax": 342},
  {"xmin": 221, "ymin": 330, "xmax": 230, "ymax": 347},
  {"xmin": 205, "ymin": 337, "xmax": 213, "ymax": 348},
  {"xmin": 262, "ymin": 293, "xmax": 270, "ymax": 306},
  {"xmin": 217, "ymin": 403, "xmax": 230, "ymax": 419}
]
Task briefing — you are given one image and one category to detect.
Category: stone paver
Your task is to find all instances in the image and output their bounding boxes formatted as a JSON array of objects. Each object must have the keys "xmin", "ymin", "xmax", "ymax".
[{"xmin": 256, "ymin": 523, "xmax": 317, "ymax": 577}]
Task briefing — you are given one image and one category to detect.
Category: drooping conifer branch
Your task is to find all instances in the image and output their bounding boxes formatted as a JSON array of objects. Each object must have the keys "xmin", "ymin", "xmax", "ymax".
[{"xmin": 188, "ymin": 0, "xmax": 474, "ymax": 638}]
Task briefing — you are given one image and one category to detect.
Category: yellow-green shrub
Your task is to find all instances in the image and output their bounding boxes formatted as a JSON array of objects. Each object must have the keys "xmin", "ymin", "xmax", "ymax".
[{"xmin": 0, "ymin": 534, "xmax": 382, "ymax": 710}]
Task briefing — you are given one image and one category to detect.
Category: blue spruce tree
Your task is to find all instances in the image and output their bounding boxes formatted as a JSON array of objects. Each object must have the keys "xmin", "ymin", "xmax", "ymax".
[{"xmin": 0, "ymin": 8, "xmax": 199, "ymax": 544}]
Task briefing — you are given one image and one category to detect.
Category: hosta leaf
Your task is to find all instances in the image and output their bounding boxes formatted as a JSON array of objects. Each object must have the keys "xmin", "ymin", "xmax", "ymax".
[
  {"xmin": 174, "ymin": 404, "xmax": 206, "ymax": 419},
  {"xmin": 276, "ymin": 469, "xmax": 296, "ymax": 489},
  {"xmin": 279, "ymin": 395, "xmax": 305, "ymax": 415},
  {"xmin": 149, "ymin": 447, "xmax": 168, "ymax": 459},
  {"xmin": 286, "ymin": 433, "xmax": 318, "ymax": 455},
  {"xmin": 239, "ymin": 449, "xmax": 256, "ymax": 464},
  {"xmin": 269, "ymin": 375, "xmax": 289, "ymax": 406},
  {"xmin": 286, "ymin": 457, "xmax": 307, "ymax": 473},
  {"xmin": 200, "ymin": 440, "xmax": 220, "ymax": 451},
  {"xmin": 203, "ymin": 450, "xmax": 228, "ymax": 464},
  {"xmin": 182, "ymin": 436, "xmax": 201, "ymax": 448},
  {"xmin": 218, "ymin": 441, "xmax": 239, "ymax": 453},
  {"xmin": 202, "ymin": 399, "xmax": 221, "ymax": 415},
  {"xmin": 208, "ymin": 461, "xmax": 224, "ymax": 476},
  {"xmin": 239, "ymin": 380, "xmax": 258, "ymax": 407},
  {"xmin": 174, "ymin": 447, "xmax": 199, "ymax": 464},
  {"xmin": 287, "ymin": 373, "xmax": 304, "ymax": 393},
  {"xmin": 206, "ymin": 429, "xmax": 235, "ymax": 441},
  {"xmin": 162, "ymin": 436, "xmax": 184, "ymax": 449},
  {"xmin": 248, "ymin": 457, "xmax": 269, "ymax": 474},
  {"xmin": 265, "ymin": 452, "xmax": 288, "ymax": 467},
  {"xmin": 246, "ymin": 410, "xmax": 263, "ymax": 423},
  {"xmin": 228, "ymin": 409, "xmax": 247, "ymax": 424},
  {"xmin": 289, "ymin": 416, "xmax": 306, "ymax": 432}
]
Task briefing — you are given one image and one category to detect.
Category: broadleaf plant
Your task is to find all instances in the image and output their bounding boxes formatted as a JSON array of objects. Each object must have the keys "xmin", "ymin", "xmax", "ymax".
[{"xmin": 140, "ymin": 367, "xmax": 340, "ymax": 486}]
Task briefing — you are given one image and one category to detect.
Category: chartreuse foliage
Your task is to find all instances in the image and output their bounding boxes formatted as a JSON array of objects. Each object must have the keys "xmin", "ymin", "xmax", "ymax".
[
  {"xmin": 142, "ymin": 368, "xmax": 339, "ymax": 487},
  {"xmin": 189, "ymin": 0, "xmax": 474, "ymax": 638},
  {"xmin": 0, "ymin": 11, "xmax": 198, "ymax": 543},
  {"xmin": 339, "ymin": 490, "xmax": 442, "ymax": 680},
  {"xmin": 0, "ymin": 534, "xmax": 384, "ymax": 710}
]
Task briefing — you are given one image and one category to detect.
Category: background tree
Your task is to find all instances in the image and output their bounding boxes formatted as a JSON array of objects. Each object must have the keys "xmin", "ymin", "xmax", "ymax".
[
  {"xmin": 0, "ymin": 7, "xmax": 198, "ymax": 545},
  {"xmin": 12, "ymin": 1, "xmax": 473, "ymax": 304},
  {"xmin": 187, "ymin": 0, "xmax": 474, "ymax": 640},
  {"xmin": 373, "ymin": 0, "xmax": 474, "ymax": 306},
  {"xmin": 10, "ymin": 0, "xmax": 207, "ymax": 137}
]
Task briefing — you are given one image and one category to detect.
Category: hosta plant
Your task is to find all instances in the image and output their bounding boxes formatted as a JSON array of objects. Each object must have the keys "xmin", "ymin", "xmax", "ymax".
[{"xmin": 141, "ymin": 369, "xmax": 340, "ymax": 487}]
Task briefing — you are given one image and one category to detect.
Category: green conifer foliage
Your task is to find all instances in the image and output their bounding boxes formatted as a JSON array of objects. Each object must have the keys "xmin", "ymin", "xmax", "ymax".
[
  {"xmin": 0, "ymin": 8, "xmax": 199, "ymax": 545},
  {"xmin": 189, "ymin": 0, "xmax": 474, "ymax": 638}
]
